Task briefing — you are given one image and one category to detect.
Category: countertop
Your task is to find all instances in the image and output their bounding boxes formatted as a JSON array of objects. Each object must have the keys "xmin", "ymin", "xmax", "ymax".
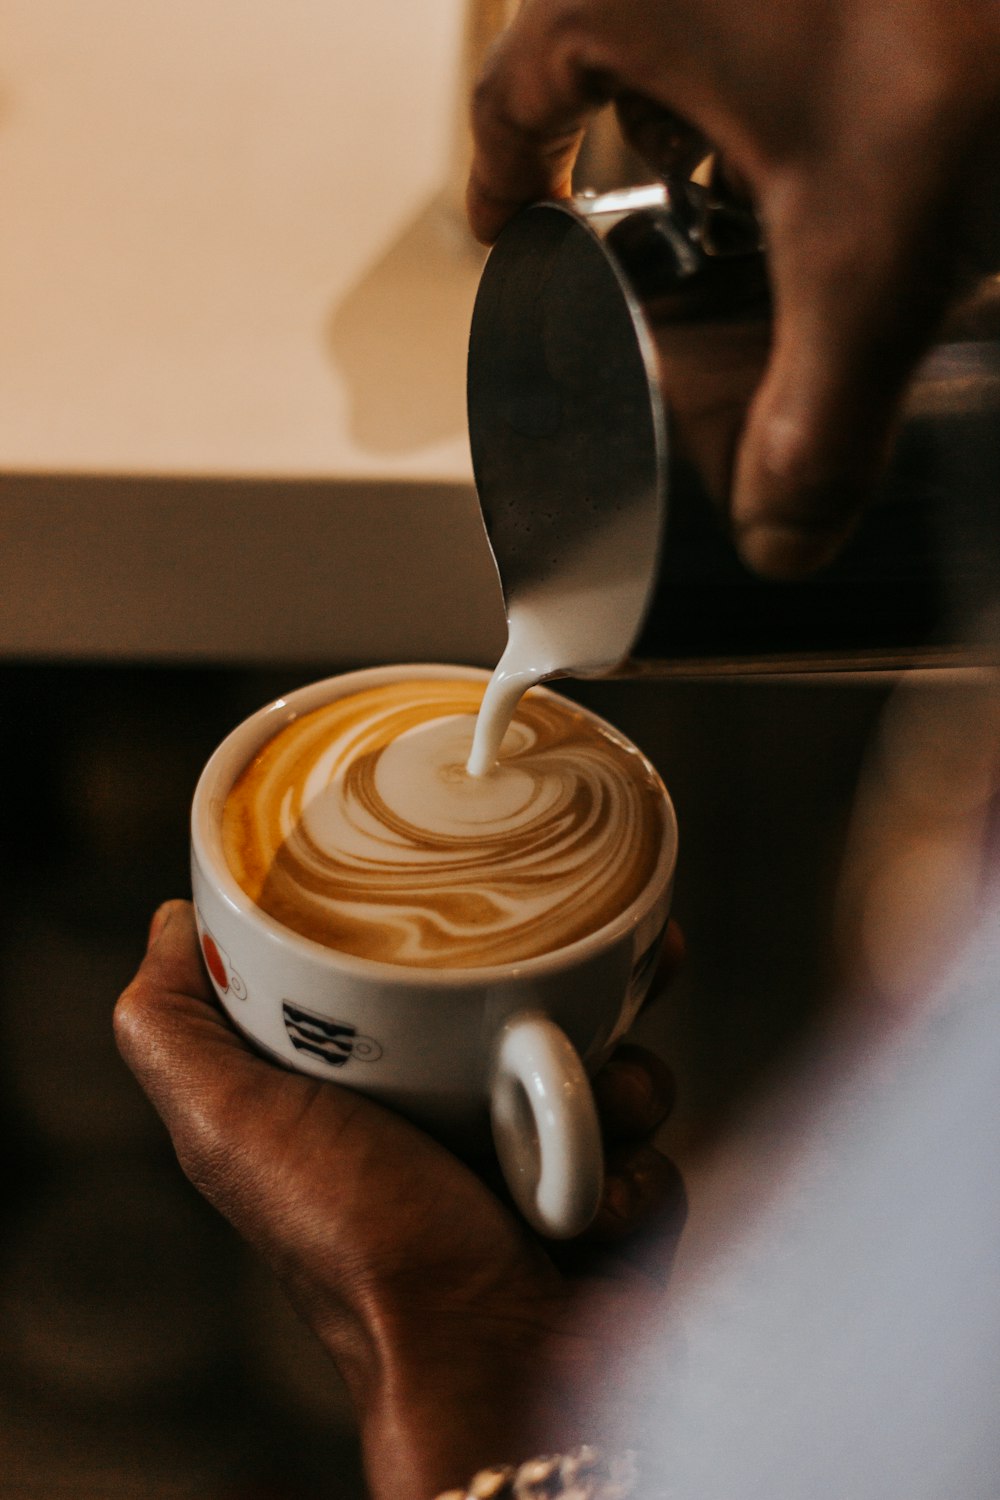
[{"xmin": 0, "ymin": 0, "xmax": 506, "ymax": 663}]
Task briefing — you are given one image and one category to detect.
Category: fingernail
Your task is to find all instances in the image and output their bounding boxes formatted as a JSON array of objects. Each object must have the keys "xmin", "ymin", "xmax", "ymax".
[
  {"xmin": 735, "ymin": 521, "xmax": 846, "ymax": 578},
  {"xmin": 601, "ymin": 1175, "xmax": 633, "ymax": 1222},
  {"xmin": 146, "ymin": 903, "xmax": 174, "ymax": 951}
]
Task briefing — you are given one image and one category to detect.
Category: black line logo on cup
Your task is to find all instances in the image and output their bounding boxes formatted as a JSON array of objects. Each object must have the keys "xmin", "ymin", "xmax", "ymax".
[{"xmin": 282, "ymin": 1002, "xmax": 383, "ymax": 1069}]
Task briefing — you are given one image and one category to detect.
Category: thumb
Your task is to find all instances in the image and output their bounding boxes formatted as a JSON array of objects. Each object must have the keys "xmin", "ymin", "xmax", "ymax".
[
  {"xmin": 114, "ymin": 900, "xmax": 280, "ymax": 1163},
  {"xmin": 730, "ymin": 174, "xmax": 957, "ymax": 579},
  {"xmin": 114, "ymin": 903, "xmax": 397, "ymax": 1304}
]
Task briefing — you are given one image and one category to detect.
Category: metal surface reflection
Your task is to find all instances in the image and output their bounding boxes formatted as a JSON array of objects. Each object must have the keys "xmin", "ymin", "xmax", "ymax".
[{"xmin": 468, "ymin": 185, "xmax": 1000, "ymax": 675}]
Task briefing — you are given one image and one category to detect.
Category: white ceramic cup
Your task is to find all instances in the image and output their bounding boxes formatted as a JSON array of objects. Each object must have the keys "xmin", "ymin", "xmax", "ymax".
[{"xmin": 191, "ymin": 664, "xmax": 677, "ymax": 1239}]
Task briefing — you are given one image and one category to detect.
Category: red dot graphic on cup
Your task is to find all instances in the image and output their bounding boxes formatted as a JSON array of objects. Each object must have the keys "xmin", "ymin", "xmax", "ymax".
[{"xmin": 201, "ymin": 932, "xmax": 229, "ymax": 991}]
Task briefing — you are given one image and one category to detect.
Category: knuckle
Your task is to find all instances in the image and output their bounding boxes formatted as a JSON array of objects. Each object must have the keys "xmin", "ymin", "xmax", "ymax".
[
  {"xmin": 471, "ymin": 1, "xmax": 599, "ymax": 139},
  {"xmin": 173, "ymin": 1115, "xmax": 239, "ymax": 1203},
  {"xmin": 112, "ymin": 978, "xmax": 151, "ymax": 1068},
  {"xmin": 165, "ymin": 1081, "xmax": 256, "ymax": 1211}
]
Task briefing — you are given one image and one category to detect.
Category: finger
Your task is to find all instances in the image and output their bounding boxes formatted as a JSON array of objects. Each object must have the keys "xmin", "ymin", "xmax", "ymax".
[
  {"xmin": 585, "ymin": 1146, "xmax": 687, "ymax": 1282},
  {"xmin": 647, "ymin": 919, "xmax": 686, "ymax": 997},
  {"xmin": 731, "ymin": 167, "xmax": 960, "ymax": 578},
  {"xmin": 115, "ymin": 900, "xmax": 265, "ymax": 1134},
  {"xmin": 592, "ymin": 1043, "xmax": 675, "ymax": 1142},
  {"xmin": 467, "ymin": 4, "xmax": 610, "ymax": 243},
  {"xmin": 614, "ymin": 92, "xmax": 709, "ymax": 180}
]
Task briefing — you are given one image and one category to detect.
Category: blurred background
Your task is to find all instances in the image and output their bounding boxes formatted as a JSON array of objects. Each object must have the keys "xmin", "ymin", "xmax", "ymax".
[
  {"xmin": 0, "ymin": 0, "xmax": 922, "ymax": 1495},
  {"xmin": 0, "ymin": 661, "xmax": 890, "ymax": 1499}
]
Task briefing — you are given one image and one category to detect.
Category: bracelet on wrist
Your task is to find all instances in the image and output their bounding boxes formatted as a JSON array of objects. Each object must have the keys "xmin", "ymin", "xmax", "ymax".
[{"xmin": 432, "ymin": 1444, "xmax": 640, "ymax": 1500}]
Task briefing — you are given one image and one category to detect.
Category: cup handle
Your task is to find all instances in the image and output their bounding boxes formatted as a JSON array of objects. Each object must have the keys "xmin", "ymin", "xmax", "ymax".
[{"xmin": 490, "ymin": 1014, "xmax": 604, "ymax": 1239}]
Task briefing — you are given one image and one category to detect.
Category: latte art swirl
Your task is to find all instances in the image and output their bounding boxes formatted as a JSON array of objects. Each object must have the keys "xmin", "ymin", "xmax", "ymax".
[{"xmin": 222, "ymin": 679, "xmax": 666, "ymax": 968}]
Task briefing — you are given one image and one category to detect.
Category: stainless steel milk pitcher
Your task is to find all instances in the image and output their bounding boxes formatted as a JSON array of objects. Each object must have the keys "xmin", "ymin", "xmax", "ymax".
[{"xmin": 467, "ymin": 178, "xmax": 1000, "ymax": 675}]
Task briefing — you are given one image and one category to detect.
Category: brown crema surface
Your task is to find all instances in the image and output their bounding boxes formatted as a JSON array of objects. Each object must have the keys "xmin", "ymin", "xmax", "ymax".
[{"xmin": 221, "ymin": 679, "xmax": 666, "ymax": 967}]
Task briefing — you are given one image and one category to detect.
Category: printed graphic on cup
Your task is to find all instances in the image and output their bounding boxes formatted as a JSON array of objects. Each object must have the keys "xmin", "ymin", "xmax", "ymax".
[
  {"xmin": 191, "ymin": 665, "xmax": 677, "ymax": 1239},
  {"xmin": 197, "ymin": 923, "xmax": 247, "ymax": 1000},
  {"xmin": 281, "ymin": 1002, "xmax": 383, "ymax": 1068}
]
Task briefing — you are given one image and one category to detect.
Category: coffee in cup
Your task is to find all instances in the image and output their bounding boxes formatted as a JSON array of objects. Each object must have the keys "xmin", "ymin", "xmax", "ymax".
[
  {"xmin": 220, "ymin": 676, "xmax": 666, "ymax": 969},
  {"xmin": 192, "ymin": 665, "xmax": 676, "ymax": 1238}
]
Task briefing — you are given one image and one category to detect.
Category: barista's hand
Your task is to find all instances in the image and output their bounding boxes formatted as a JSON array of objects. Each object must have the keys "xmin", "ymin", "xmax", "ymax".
[
  {"xmin": 468, "ymin": 0, "xmax": 1000, "ymax": 578},
  {"xmin": 115, "ymin": 901, "xmax": 686, "ymax": 1500}
]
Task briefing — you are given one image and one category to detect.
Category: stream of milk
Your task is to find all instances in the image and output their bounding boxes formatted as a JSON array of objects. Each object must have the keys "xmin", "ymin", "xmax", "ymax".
[{"xmin": 466, "ymin": 563, "xmax": 652, "ymax": 777}]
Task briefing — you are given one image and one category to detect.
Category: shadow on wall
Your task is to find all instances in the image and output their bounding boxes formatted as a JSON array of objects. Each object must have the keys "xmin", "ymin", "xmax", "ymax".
[{"xmin": 326, "ymin": 197, "xmax": 486, "ymax": 457}]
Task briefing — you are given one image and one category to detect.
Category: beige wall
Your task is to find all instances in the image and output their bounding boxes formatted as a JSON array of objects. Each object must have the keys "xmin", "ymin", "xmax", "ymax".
[{"xmin": 1, "ymin": 0, "xmax": 497, "ymax": 662}]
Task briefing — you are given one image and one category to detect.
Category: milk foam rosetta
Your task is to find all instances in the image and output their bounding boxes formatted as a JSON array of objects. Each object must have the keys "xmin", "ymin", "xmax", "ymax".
[{"xmin": 222, "ymin": 679, "xmax": 666, "ymax": 968}]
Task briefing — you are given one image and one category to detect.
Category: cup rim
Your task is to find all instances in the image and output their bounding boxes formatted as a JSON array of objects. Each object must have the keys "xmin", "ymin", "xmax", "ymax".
[{"xmin": 192, "ymin": 663, "xmax": 677, "ymax": 988}]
